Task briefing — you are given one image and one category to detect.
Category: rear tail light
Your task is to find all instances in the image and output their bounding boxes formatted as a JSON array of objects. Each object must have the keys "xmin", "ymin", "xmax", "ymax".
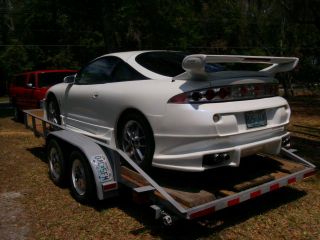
[{"xmin": 168, "ymin": 83, "xmax": 278, "ymax": 104}]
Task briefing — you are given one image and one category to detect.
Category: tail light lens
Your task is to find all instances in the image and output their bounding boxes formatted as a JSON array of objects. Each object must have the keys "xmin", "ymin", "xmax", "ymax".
[{"xmin": 168, "ymin": 83, "xmax": 278, "ymax": 104}]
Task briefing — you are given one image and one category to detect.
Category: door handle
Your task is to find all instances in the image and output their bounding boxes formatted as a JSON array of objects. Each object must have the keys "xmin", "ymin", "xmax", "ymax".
[{"xmin": 92, "ymin": 93, "xmax": 99, "ymax": 99}]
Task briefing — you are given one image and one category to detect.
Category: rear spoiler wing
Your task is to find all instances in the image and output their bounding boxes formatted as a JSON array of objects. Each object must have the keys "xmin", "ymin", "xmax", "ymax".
[{"xmin": 181, "ymin": 54, "xmax": 299, "ymax": 76}]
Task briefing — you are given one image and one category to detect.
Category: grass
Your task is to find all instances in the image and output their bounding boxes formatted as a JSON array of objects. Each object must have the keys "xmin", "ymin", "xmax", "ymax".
[
  {"xmin": 0, "ymin": 96, "xmax": 319, "ymax": 239},
  {"xmin": 0, "ymin": 95, "xmax": 9, "ymax": 103},
  {"xmin": 288, "ymin": 95, "xmax": 320, "ymax": 165}
]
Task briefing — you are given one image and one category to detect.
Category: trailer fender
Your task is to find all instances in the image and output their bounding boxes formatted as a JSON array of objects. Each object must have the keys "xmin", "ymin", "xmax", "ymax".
[{"xmin": 47, "ymin": 130, "xmax": 117, "ymax": 200}]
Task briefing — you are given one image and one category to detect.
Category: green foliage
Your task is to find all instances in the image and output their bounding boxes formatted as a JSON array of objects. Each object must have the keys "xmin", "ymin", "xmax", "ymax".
[
  {"xmin": 0, "ymin": 40, "xmax": 33, "ymax": 74},
  {"xmin": 0, "ymin": 0, "xmax": 319, "ymax": 95}
]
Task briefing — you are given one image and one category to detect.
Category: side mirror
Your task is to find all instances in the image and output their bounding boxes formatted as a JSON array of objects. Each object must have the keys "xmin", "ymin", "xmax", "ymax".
[
  {"xmin": 63, "ymin": 74, "xmax": 76, "ymax": 84},
  {"xmin": 26, "ymin": 83, "xmax": 34, "ymax": 88}
]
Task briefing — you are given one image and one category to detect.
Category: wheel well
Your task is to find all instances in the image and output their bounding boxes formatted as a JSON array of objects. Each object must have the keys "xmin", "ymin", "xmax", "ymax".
[
  {"xmin": 46, "ymin": 135, "xmax": 97, "ymax": 200},
  {"xmin": 46, "ymin": 92, "xmax": 57, "ymax": 103},
  {"xmin": 46, "ymin": 135, "xmax": 89, "ymax": 171},
  {"xmin": 115, "ymin": 108, "xmax": 154, "ymax": 146}
]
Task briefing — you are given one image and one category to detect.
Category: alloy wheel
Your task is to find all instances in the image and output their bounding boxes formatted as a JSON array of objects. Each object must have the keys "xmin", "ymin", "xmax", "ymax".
[
  {"xmin": 121, "ymin": 120, "xmax": 147, "ymax": 164},
  {"xmin": 49, "ymin": 146, "xmax": 62, "ymax": 180},
  {"xmin": 71, "ymin": 158, "xmax": 87, "ymax": 196}
]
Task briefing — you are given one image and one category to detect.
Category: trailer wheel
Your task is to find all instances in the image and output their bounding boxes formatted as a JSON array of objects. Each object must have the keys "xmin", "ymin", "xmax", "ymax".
[
  {"xmin": 69, "ymin": 151, "xmax": 96, "ymax": 203},
  {"xmin": 47, "ymin": 139, "xmax": 67, "ymax": 186}
]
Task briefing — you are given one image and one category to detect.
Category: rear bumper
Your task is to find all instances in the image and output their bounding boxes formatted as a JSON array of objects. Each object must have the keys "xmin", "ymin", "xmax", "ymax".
[
  {"xmin": 148, "ymin": 96, "xmax": 291, "ymax": 171},
  {"xmin": 152, "ymin": 128, "xmax": 289, "ymax": 171}
]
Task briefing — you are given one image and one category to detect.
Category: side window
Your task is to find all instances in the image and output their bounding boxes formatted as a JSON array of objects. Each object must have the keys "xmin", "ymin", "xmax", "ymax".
[
  {"xmin": 76, "ymin": 57, "xmax": 120, "ymax": 84},
  {"xmin": 12, "ymin": 75, "xmax": 26, "ymax": 87},
  {"xmin": 28, "ymin": 74, "xmax": 36, "ymax": 87},
  {"xmin": 112, "ymin": 62, "xmax": 148, "ymax": 82}
]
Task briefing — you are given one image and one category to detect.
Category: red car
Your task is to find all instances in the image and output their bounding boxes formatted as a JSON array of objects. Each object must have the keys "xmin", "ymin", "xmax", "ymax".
[{"xmin": 9, "ymin": 69, "xmax": 77, "ymax": 120}]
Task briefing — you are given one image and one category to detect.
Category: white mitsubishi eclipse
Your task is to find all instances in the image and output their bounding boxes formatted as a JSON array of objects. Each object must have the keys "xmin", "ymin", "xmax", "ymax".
[{"xmin": 45, "ymin": 51, "xmax": 298, "ymax": 171}]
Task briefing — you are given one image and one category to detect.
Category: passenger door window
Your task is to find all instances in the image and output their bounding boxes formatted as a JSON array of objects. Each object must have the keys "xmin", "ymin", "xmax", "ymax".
[
  {"xmin": 28, "ymin": 74, "xmax": 36, "ymax": 88},
  {"xmin": 112, "ymin": 61, "xmax": 147, "ymax": 82},
  {"xmin": 76, "ymin": 57, "xmax": 120, "ymax": 85}
]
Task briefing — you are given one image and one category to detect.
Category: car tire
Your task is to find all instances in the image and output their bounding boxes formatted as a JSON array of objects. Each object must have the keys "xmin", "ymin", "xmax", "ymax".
[
  {"xmin": 117, "ymin": 112, "xmax": 155, "ymax": 171},
  {"xmin": 69, "ymin": 151, "xmax": 96, "ymax": 204},
  {"xmin": 47, "ymin": 139, "xmax": 67, "ymax": 187},
  {"xmin": 46, "ymin": 97, "xmax": 61, "ymax": 125}
]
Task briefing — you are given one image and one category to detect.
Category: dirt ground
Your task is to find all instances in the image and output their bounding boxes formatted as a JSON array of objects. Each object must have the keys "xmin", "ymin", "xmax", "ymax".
[{"xmin": 0, "ymin": 96, "xmax": 319, "ymax": 240}]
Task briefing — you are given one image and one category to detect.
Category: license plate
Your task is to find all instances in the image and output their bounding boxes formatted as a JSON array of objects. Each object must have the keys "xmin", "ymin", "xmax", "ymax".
[{"xmin": 245, "ymin": 110, "xmax": 267, "ymax": 129}]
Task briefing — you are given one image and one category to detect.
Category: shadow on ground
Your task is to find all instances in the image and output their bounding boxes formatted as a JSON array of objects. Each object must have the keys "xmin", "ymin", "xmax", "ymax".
[
  {"xmin": 27, "ymin": 147, "xmax": 47, "ymax": 163},
  {"xmin": 0, "ymin": 102, "xmax": 13, "ymax": 118},
  {"xmin": 94, "ymin": 185, "xmax": 306, "ymax": 239},
  {"xmin": 291, "ymin": 136, "xmax": 320, "ymax": 167}
]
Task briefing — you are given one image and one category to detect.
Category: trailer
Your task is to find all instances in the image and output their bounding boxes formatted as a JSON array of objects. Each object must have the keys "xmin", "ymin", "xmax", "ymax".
[{"xmin": 24, "ymin": 109, "xmax": 316, "ymax": 225}]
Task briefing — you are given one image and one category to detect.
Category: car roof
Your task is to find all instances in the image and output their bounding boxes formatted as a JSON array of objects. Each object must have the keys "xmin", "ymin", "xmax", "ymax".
[
  {"xmin": 100, "ymin": 50, "xmax": 156, "ymax": 61},
  {"xmin": 14, "ymin": 69, "xmax": 77, "ymax": 76},
  {"xmin": 97, "ymin": 50, "xmax": 178, "ymax": 80}
]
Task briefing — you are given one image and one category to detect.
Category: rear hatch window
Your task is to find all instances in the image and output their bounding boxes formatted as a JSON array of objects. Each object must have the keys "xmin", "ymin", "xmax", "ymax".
[
  {"xmin": 136, "ymin": 51, "xmax": 186, "ymax": 77},
  {"xmin": 136, "ymin": 52, "xmax": 272, "ymax": 77}
]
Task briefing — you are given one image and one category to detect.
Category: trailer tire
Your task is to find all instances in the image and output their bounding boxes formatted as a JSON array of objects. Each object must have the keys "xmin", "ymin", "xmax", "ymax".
[
  {"xmin": 47, "ymin": 139, "xmax": 67, "ymax": 187},
  {"xmin": 69, "ymin": 150, "xmax": 96, "ymax": 204}
]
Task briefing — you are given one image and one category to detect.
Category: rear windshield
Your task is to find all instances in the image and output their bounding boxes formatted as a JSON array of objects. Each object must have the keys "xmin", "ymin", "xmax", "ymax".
[
  {"xmin": 136, "ymin": 51, "xmax": 186, "ymax": 77},
  {"xmin": 38, "ymin": 72, "xmax": 75, "ymax": 87},
  {"xmin": 135, "ymin": 52, "xmax": 273, "ymax": 77}
]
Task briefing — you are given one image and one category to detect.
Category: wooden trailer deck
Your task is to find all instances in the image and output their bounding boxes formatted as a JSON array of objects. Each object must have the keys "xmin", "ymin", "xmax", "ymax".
[{"xmin": 121, "ymin": 153, "xmax": 306, "ymax": 208}]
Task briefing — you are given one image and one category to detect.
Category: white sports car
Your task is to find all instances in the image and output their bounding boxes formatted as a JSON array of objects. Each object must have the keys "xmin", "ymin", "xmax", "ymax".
[{"xmin": 45, "ymin": 51, "xmax": 298, "ymax": 171}]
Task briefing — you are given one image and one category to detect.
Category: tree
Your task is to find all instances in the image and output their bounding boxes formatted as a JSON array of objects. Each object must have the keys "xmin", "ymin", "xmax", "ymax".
[{"xmin": 0, "ymin": 0, "xmax": 319, "ymax": 96}]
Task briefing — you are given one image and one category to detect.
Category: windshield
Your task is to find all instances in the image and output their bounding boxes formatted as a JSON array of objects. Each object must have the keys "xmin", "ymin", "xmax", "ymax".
[{"xmin": 38, "ymin": 72, "xmax": 75, "ymax": 87}]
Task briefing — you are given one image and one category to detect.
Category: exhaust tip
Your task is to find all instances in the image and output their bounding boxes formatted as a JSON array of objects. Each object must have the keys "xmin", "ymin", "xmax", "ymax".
[{"xmin": 203, "ymin": 152, "xmax": 230, "ymax": 166}]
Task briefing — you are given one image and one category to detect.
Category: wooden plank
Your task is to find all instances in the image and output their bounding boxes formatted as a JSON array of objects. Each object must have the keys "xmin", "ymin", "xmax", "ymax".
[
  {"xmin": 121, "ymin": 174, "xmax": 146, "ymax": 188},
  {"xmin": 232, "ymin": 174, "xmax": 275, "ymax": 191},
  {"xmin": 120, "ymin": 167, "xmax": 215, "ymax": 208},
  {"xmin": 120, "ymin": 167, "xmax": 149, "ymax": 186},
  {"xmin": 260, "ymin": 154, "xmax": 306, "ymax": 174},
  {"xmin": 271, "ymin": 171, "xmax": 288, "ymax": 179},
  {"xmin": 276, "ymin": 159, "xmax": 305, "ymax": 174},
  {"xmin": 218, "ymin": 189, "xmax": 236, "ymax": 196},
  {"xmin": 162, "ymin": 187, "xmax": 215, "ymax": 208}
]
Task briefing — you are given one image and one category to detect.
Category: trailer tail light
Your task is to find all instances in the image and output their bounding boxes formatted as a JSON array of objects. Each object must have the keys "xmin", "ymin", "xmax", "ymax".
[
  {"xmin": 228, "ymin": 198, "xmax": 240, "ymax": 207},
  {"xmin": 270, "ymin": 183, "xmax": 280, "ymax": 191},
  {"xmin": 288, "ymin": 177, "xmax": 296, "ymax": 184},
  {"xmin": 103, "ymin": 182, "xmax": 117, "ymax": 191},
  {"xmin": 168, "ymin": 83, "xmax": 278, "ymax": 104},
  {"xmin": 250, "ymin": 190, "xmax": 261, "ymax": 198},
  {"xmin": 189, "ymin": 206, "xmax": 215, "ymax": 219},
  {"xmin": 303, "ymin": 170, "xmax": 316, "ymax": 179}
]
